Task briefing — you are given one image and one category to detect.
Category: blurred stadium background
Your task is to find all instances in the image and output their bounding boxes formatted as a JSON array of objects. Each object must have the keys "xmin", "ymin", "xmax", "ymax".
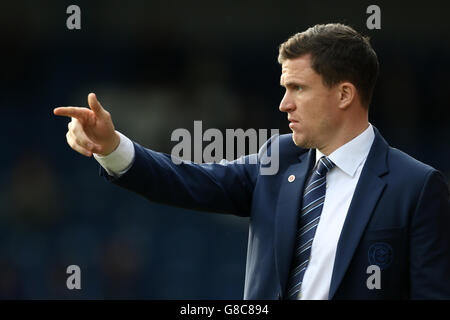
[{"xmin": 0, "ymin": 0, "xmax": 449, "ymax": 298}]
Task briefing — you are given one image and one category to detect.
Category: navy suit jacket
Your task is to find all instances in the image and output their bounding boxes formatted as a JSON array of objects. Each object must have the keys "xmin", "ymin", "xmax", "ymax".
[{"xmin": 100, "ymin": 127, "xmax": 450, "ymax": 299}]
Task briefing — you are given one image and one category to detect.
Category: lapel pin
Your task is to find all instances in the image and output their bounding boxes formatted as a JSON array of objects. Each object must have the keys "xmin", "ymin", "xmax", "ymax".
[{"xmin": 288, "ymin": 175, "xmax": 295, "ymax": 183}]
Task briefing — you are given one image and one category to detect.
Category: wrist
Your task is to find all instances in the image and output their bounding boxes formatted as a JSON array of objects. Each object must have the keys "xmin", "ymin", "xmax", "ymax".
[{"xmin": 99, "ymin": 131, "xmax": 121, "ymax": 156}]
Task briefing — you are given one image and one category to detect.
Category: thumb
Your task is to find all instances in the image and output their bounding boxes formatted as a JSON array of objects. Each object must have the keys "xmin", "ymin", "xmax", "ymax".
[{"xmin": 87, "ymin": 92, "xmax": 105, "ymax": 115}]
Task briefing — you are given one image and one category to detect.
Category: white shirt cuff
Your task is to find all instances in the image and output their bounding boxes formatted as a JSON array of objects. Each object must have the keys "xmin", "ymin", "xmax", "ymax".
[{"xmin": 94, "ymin": 131, "xmax": 135, "ymax": 177}]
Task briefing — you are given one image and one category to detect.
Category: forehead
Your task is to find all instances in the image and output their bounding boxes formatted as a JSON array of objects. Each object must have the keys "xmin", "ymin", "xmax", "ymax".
[{"xmin": 280, "ymin": 55, "xmax": 318, "ymax": 84}]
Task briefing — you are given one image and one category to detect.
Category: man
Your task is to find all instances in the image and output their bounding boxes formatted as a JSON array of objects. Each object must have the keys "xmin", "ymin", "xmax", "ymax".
[{"xmin": 54, "ymin": 23, "xmax": 450, "ymax": 299}]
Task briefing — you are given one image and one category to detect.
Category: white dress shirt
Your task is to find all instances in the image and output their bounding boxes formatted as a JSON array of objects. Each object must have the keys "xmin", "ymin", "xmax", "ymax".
[
  {"xmin": 94, "ymin": 124, "xmax": 375, "ymax": 300},
  {"xmin": 299, "ymin": 123, "xmax": 375, "ymax": 299}
]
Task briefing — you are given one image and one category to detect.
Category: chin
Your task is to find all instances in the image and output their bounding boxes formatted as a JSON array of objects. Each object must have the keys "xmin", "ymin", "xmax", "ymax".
[
  {"xmin": 291, "ymin": 133, "xmax": 303, "ymax": 147},
  {"xmin": 292, "ymin": 132, "xmax": 313, "ymax": 149}
]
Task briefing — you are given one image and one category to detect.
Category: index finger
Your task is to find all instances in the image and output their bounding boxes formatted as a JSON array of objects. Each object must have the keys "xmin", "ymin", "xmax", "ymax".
[{"xmin": 53, "ymin": 106, "xmax": 91, "ymax": 122}]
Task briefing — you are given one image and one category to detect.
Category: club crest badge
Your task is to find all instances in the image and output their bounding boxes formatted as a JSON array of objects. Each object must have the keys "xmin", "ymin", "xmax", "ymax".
[{"xmin": 368, "ymin": 242, "xmax": 393, "ymax": 270}]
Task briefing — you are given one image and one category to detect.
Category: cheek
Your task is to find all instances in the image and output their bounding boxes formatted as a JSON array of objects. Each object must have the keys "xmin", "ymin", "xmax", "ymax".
[
  {"xmin": 296, "ymin": 96, "xmax": 318, "ymax": 121},
  {"xmin": 293, "ymin": 95, "xmax": 311, "ymax": 116}
]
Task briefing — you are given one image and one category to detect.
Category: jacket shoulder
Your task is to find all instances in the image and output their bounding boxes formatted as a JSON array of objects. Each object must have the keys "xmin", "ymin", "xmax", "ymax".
[
  {"xmin": 385, "ymin": 146, "xmax": 450, "ymax": 196},
  {"xmin": 388, "ymin": 146, "xmax": 437, "ymax": 177}
]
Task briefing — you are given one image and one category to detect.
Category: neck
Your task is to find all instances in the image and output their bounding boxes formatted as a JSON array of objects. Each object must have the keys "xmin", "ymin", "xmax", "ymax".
[{"xmin": 318, "ymin": 121, "xmax": 369, "ymax": 156}]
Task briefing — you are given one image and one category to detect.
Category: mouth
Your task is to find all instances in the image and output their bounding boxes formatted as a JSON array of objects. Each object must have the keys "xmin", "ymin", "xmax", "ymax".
[{"xmin": 288, "ymin": 118, "xmax": 299, "ymax": 129}]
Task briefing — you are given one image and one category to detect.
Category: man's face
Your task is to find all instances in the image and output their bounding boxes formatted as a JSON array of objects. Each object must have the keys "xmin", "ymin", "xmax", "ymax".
[{"xmin": 279, "ymin": 54, "xmax": 340, "ymax": 150}]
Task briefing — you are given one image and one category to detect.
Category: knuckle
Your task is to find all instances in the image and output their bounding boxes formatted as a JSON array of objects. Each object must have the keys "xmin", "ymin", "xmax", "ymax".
[
  {"xmin": 70, "ymin": 123, "xmax": 77, "ymax": 135},
  {"xmin": 67, "ymin": 136, "xmax": 75, "ymax": 149},
  {"xmin": 74, "ymin": 136, "xmax": 85, "ymax": 148},
  {"xmin": 74, "ymin": 143, "xmax": 86, "ymax": 155},
  {"xmin": 72, "ymin": 118, "xmax": 82, "ymax": 128}
]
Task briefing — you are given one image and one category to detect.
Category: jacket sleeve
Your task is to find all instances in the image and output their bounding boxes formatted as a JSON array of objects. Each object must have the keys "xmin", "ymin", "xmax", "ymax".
[
  {"xmin": 98, "ymin": 139, "xmax": 270, "ymax": 217},
  {"xmin": 409, "ymin": 169, "xmax": 450, "ymax": 299}
]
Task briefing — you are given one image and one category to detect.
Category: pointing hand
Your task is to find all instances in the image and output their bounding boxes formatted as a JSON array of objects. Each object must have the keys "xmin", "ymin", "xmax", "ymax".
[{"xmin": 53, "ymin": 93, "xmax": 120, "ymax": 157}]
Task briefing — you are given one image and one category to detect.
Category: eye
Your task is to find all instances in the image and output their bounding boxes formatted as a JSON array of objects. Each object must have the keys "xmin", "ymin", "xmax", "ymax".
[{"xmin": 295, "ymin": 85, "xmax": 303, "ymax": 91}]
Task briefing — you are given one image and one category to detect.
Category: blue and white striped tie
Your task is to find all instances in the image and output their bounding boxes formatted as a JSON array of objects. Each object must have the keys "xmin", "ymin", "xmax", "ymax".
[{"xmin": 286, "ymin": 156, "xmax": 335, "ymax": 299}]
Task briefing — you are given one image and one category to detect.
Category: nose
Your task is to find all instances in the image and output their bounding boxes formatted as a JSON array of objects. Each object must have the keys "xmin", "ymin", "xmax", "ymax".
[{"xmin": 279, "ymin": 92, "xmax": 295, "ymax": 113}]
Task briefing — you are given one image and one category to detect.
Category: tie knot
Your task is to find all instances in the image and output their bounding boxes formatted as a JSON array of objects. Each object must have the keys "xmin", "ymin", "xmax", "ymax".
[{"xmin": 315, "ymin": 156, "xmax": 335, "ymax": 176}]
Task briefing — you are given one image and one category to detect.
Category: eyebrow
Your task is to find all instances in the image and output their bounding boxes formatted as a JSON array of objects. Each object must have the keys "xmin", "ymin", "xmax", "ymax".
[{"xmin": 280, "ymin": 80, "xmax": 306, "ymax": 88}]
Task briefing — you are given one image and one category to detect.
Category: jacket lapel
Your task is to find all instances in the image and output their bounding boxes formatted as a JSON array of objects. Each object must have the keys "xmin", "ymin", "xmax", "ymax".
[
  {"xmin": 328, "ymin": 127, "xmax": 390, "ymax": 299},
  {"xmin": 274, "ymin": 148, "xmax": 315, "ymax": 296}
]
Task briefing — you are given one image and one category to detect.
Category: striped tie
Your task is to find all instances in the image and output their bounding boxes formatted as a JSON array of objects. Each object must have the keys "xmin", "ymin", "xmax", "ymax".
[{"xmin": 285, "ymin": 156, "xmax": 335, "ymax": 299}]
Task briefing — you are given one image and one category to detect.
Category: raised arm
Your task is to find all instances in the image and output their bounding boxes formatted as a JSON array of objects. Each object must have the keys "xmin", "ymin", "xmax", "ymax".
[{"xmin": 54, "ymin": 93, "xmax": 261, "ymax": 217}]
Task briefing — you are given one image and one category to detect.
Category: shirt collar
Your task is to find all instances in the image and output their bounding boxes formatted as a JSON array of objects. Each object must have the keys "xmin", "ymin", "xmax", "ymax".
[{"xmin": 315, "ymin": 123, "xmax": 375, "ymax": 177}]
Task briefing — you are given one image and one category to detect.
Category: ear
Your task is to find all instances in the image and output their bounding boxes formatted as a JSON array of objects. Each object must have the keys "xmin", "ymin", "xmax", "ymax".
[{"xmin": 337, "ymin": 82, "xmax": 356, "ymax": 110}]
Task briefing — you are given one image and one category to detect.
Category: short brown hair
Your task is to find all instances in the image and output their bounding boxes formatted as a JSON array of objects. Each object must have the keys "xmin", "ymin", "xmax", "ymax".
[{"xmin": 278, "ymin": 23, "xmax": 379, "ymax": 107}]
